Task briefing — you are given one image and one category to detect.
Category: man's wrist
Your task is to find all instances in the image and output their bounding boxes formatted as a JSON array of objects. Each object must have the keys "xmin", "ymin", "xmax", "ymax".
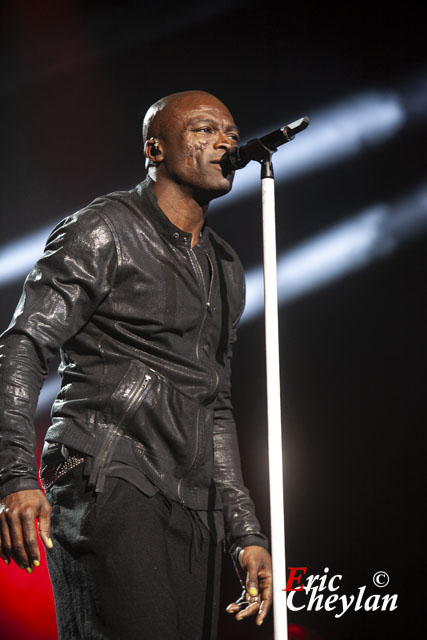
[
  {"xmin": 230, "ymin": 534, "xmax": 269, "ymax": 568},
  {"xmin": 0, "ymin": 477, "xmax": 41, "ymax": 501}
]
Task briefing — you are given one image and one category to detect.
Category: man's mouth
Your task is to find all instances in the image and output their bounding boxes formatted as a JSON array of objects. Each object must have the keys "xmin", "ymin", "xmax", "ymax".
[
  {"xmin": 210, "ymin": 157, "xmax": 233, "ymax": 180},
  {"xmin": 210, "ymin": 159, "xmax": 225, "ymax": 173}
]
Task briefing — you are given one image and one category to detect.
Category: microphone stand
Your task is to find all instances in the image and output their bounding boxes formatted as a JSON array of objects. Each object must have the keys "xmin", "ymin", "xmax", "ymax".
[
  {"xmin": 222, "ymin": 118, "xmax": 309, "ymax": 639},
  {"xmin": 260, "ymin": 152, "xmax": 288, "ymax": 639}
]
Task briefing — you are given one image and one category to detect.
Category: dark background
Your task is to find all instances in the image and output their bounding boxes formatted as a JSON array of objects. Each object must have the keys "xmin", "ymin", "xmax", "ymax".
[{"xmin": 0, "ymin": 2, "xmax": 425, "ymax": 639}]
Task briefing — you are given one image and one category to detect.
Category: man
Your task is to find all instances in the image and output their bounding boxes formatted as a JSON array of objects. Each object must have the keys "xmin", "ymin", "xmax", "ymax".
[{"xmin": 0, "ymin": 90, "xmax": 272, "ymax": 639}]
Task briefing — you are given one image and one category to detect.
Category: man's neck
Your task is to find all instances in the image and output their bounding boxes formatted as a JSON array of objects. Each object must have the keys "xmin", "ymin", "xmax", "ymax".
[{"xmin": 151, "ymin": 178, "xmax": 207, "ymax": 248}]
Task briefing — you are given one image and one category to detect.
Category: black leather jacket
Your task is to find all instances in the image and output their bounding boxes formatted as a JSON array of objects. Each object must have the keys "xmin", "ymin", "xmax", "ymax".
[{"xmin": 0, "ymin": 178, "xmax": 267, "ymax": 551}]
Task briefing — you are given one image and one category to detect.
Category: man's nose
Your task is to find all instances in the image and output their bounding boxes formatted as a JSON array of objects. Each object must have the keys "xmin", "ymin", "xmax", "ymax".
[{"xmin": 214, "ymin": 132, "xmax": 234, "ymax": 150}]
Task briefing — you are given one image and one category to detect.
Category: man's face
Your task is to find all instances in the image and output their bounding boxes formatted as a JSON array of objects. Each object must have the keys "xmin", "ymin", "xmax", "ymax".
[{"xmin": 157, "ymin": 94, "xmax": 239, "ymax": 202}]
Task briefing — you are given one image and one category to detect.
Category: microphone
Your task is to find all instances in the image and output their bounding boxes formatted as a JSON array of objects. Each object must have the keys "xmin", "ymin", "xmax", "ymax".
[{"xmin": 220, "ymin": 116, "xmax": 310, "ymax": 174}]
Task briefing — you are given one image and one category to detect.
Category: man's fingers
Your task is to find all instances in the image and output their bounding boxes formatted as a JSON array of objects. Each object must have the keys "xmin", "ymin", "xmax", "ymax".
[
  {"xmin": 5, "ymin": 508, "xmax": 31, "ymax": 568},
  {"xmin": 233, "ymin": 598, "xmax": 260, "ymax": 621},
  {"xmin": 226, "ymin": 587, "xmax": 262, "ymax": 621},
  {"xmin": 38, "ymin": 500, "xmax": 53, "ymax": 550},
  {"xmin": 256, "ymin": 579, "xmax": 273, "ymax": 625},
  {"xmin": 21, "ymin": 509, "xmax": 41, "ymax": 568},
  {"xmin": 0, "ymin": 490, "xmax": 52, "ymax": 570},
  {"xmin": 0, "ymin": 515, "xmax": 12, "ymax": 564},
  {"xmin": 225, "ymin": 598, "xmax": 251, "ymax": 614},
  {"xmin": 245, "ymin": 563, "xmax": 260, "ymax": 597}
]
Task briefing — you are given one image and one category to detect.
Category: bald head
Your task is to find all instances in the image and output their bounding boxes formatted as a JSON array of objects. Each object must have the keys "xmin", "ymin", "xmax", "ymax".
[{"xmin": 142, "ymin": 90, "xmax": 230, "ymax": 145}]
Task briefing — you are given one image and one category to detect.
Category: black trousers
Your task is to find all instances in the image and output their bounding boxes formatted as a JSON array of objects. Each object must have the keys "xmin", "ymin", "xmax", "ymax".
[{"xmin": 46, "ymin": 464, "xmax": 222, "ymax": 640}]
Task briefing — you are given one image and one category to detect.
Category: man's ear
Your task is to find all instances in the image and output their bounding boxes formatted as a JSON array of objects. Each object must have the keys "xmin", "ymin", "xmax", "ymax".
[{"xmin": 144, "ymin": 137, "xmax": 164, "ymax": 164}]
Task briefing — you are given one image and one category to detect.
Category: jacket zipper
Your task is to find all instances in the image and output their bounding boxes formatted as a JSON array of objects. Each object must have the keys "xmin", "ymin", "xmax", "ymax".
[
  {"xmin": 117, "ymin": 373, "xmax": 152, "ymax": 429},
  {"xmin": 91, "ymin": 373, "xmax": 152, "ymax": 491},
  {"xmin": 185, "ymin": 246, "xmax": 212, "ymax": 363},
  {"xmin": 199, "ymin": 251, "xmax": 219, "ymax": 400},
  {"xmin": 189, "ymin": 249, "xmax": 220, "ymax": 376},
  {"xmin": 177, "ymin": 244, "xmax": 218, "ymax": 506},
  {"xmin": 186, "ymin": 243, "xmax": 212, "ymax": 311}
]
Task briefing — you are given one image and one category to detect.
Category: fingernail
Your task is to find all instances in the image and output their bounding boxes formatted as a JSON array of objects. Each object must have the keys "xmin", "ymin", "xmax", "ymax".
[
  {"xmin": 33, "ymin": 560, "xmax": 40, "ymax": 567},
  {"xmin": 26, "ymin": 567, "xmax": 33, "ymax": 574},
  {"xmin": 237, "ymin": 616, "xmax": 243, "ymax": 621},
  {"xmin": 249, "ymin": 587, "xmax": 258, "ymax": 596},
  {"xmin": 47, "ymin": 538, "xmax": 54, "ymax": 549},
  {"xmin": 3, "ymin": 558, "xmax": 10, "ymax": 565},
  {"xmin": 257, "ymin": 619, "xmax": 264, "ymax": 626}
]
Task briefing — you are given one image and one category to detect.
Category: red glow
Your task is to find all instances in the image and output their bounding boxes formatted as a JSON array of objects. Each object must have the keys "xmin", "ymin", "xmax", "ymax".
[
  {"xmin": 288, "ymin": 624, "xmax": 324, "ymax": 640},
  {"xmin": 269, "ymin": 625, "xmax": 324, "ymax": 640},
  {"xmin": 0, "ymin": 548, "xmax": 57, "ymax": 640},
  {"xmin": 0, "ymin": 427, "xmax": 57, "ymax": 638}
]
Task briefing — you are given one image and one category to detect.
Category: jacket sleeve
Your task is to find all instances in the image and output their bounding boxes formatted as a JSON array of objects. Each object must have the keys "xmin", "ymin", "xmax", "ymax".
[
  {"xmin": 0, "ymin": 210, "xmax": 117, "ymax": 499},
  {"xmin": 212, "ymin": 279, "xmax": 269, "ymax": 556}
]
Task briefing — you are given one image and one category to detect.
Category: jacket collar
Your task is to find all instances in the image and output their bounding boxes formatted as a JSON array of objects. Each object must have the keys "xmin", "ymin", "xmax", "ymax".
[{"xmin": 135, "ymin": 177, "xmax": 208, "ymax": 249}]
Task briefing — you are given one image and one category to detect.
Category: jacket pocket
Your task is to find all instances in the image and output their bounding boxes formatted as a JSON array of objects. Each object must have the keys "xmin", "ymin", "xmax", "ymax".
[
  {"xmin": 90, "ymin": 360, "xmax": 154, "ymax": 492},
  {"xmin": 106, "ymin": 359, "xmax": 155, "ymax": 427},
  {"xmin": 126, "ymin": 373, "xmax": 202, "ymax": 479}
]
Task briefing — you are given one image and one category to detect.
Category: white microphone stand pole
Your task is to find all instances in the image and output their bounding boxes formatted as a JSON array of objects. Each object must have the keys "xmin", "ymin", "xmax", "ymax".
[
  {"xmin": 260, "ymin": 156, "xmax": 288, "ymax": 639},
  {"xmin": 222, "ymin": 117, "xmax": 309, "ymax": 639}
]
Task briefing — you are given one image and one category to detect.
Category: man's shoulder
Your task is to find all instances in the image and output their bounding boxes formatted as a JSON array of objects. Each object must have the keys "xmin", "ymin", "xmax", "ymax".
[
  {"xmin": 49, "ymin": 180, "xmax": 148, "ymax": 239},
  {"xmin": 79, "ymin": 181, "xmax": 145, "ymax": 222}
]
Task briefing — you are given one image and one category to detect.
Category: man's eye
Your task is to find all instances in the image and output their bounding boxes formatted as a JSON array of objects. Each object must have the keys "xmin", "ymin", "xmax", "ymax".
[
  {"xmin": 229, "ymin": 134, "xmax": 239, "ymax": 142},
  {"xmin": 198, "ymin": 127, "xmax": 212, "ymax": 133}
]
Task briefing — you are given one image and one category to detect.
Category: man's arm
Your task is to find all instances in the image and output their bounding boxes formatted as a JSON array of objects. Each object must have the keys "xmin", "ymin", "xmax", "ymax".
[
  {"xmin": 213, "ymin": 289, "xmax": 272, "ymax": 625},
  {"xmin": 0, "ymin": 209, "xmax": 117, "ymax": 569}
]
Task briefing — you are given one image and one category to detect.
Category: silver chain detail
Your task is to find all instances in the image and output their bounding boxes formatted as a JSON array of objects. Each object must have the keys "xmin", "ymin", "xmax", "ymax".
[{"xmin": 40, "ymin": 455, "xmax": 85, "ymax": 491}]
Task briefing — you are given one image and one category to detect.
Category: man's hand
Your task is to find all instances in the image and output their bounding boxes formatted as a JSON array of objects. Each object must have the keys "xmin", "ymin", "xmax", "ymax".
[
  {"xmin": 0, "ymin": 489, "xmax": 53, "ymax": 572},
  {"xmin": 226, "ymin": 545, "xmax": 272, "ymax": 626}
]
